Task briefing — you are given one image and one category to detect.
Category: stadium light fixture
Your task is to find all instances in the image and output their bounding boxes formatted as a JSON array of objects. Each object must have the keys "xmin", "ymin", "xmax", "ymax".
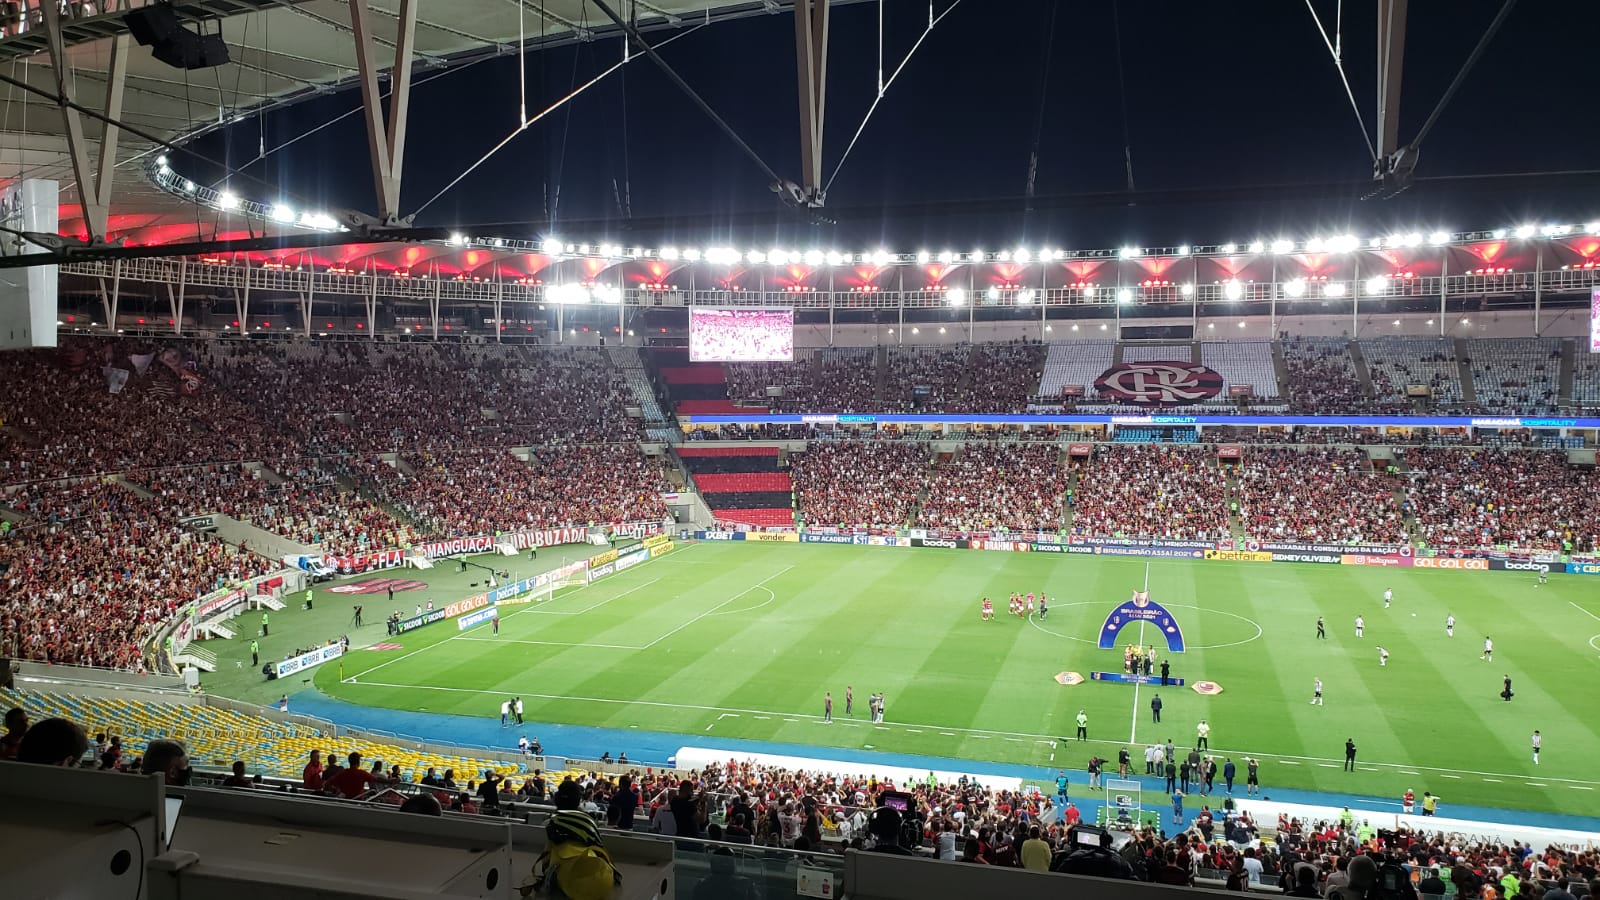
[
  {"xmin": 156, "ymin": 155, "xmax": 168, "ymax": 167},
  {"xmin": 593, "ymin": 285, "xmax": 622, "ymax": 304},
  {"xmin": 1271, "ymin": 239, "xmax": 1294, "ymax": 255},
  {"xmin": 1238, "ymin": 321, "xmax": 1246, "ymax": 328},
  {"xmin": 1100, "ymin": 324, "xmax": 1108, "ymax": 330},
  {"xmin": 916, "ymin": 250, "xmax": 931, "ymax": 264},
  {"xmin": 1117, "ymin": 288, "xmax": 1132, "ymax": 303},
  {"xmin": 1368, "ymin": 237, "xmax": 1383, "ymax": 248},
  {"xmin": 912, "ymin": 327, "xmax": 920, "ymax": 334},
  {"xmin": 971, "ymin": 249, "xmax": 984, "ymax": 261},
  {"xmin": 998, "ymin": 250, "xmax": 1012, "ymax": 262},
  {"xmin": 801, "ymin": 250, "xmax": 822, "ymax": 266},
  {"xmin": 1586, "ymin": 222, "xmax": 1600, "ymax": 235},
  {"xmin": 1119, "ymin": 246, "xmax": 1139, "ymax": 259},
  {"xmin": 872, "ymin": 250, "xmax": 892, "ymax": 267},
  {"xmin": 1176, "ymin": 245, "xmax": 1191, "ymax": 257},
  {"xmin": 746, "ymin": 250, "xmax": 766, "ymax": 264},
  {"xmin": 1180, "ymin": 282, "xmax": 1195, "ymax": 296},
  {"xmin": 937, "ymin": 250, "xmax": 955, "ymax": 264},
  {"xmin": 271, "ymin": 204, "xmax": 295, "ymax": 223},
  {"xmin": 985, "ymin": 286, "xmax": 1000, "ymax": 301},
  {"xmin": 939, "ymin": 326, "xmax": 947, "ymax": 334},
  {"xmin": 1248, "ymin": 241, "xmax": 1265, "ymax": 254},
  {"xmin": 826, "ymin": 250, "xmax": 846, "ymax": 266},
  {"xmin": 1284, "ymin": 278, "xmax": 1306, "ymax": 298},
  {"xmin": 1513, "ymin": 224, "xmax": 1536, "ymax": 239},
  {"xmin": 1039, "ymin": 248, "xmax": 1053, "ymax": 261},
  {"xmin": 1045, "ymin": 324, "xmax": 1053, "ymax": 332},
  {"xmin": 1365, "ymin": 276, "xmax": 1389, "ymax": 295},
  {"xmin": 1328, "ymin": 234, "xmax": 1359, "ymax": 253},
  {"xmin": 541, "ymin": 237, "xmax": 562, "ymax": 254},
  {"xmin": 683, "ymin": 248, "xmax": 702, "ymax": 262},
  {"xmin": 218, "ymin": 191, "xmax": 240, "ymax": 210},
  {"xmin": 947, "ymin": 288, "xmax": 967, "ymax": 306},
  {"xmin": 1306, "ymin": 237, "xmax": 1325, "ymax": 253},
  {"xmin": 1220, "ymin": 243, "xmax": 1237, "ymax": 255},
  {"xmin": 1071, "ymin": 324, "xmax": 1079, "ymax": 331},
  {"xmin": 768, "ymin": 249, "xmax": 787, "ymax": 265},
  {"xmin": 660, "ymin": 247, "xmax": 680, "ymax": 261},
  {"xmin": 1017, "ymin": 289, "xmax": 1035, "ymax": 304},
  {"xmin": 1014, "ymin": 248, "xmax": 1031, "ymax": 263},
  {"xmin": 1083, "ymin": 285, "xmax": 1095, "ymax": 299},
  {"xmin": 1223, "ymin": 279, "xmax": 1243, "ymax": 300},
  {"xmin": 1428, "ymin": 231, "xmax": 1451, "ymax": 246}
]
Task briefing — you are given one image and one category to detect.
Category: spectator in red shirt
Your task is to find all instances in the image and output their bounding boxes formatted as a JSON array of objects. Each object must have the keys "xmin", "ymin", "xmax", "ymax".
[
  {"xmin": 301, "ymin": 749, "xmax": 324, "ymax": 792},
  {"xmin": 326, "ymin": 751, "xmax": 391, "ymax": 798}
]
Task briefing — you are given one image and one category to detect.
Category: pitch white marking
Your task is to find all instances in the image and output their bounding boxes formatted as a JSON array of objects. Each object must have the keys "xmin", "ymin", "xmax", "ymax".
[
  {"xmin": 461, "ymin": 637, "xmax": 644, "ymax": 650},
  {"xmin": 343, "ymin": 680, "xmax": 1600, "ymax": 787},
  {"xmin": 1439, "ymin": 774, "xmax": 1462, "ymax": 779},
  {"xmin": 705, "ymin": 585, "xmax": 777, "ymax": 617},
  {"xmin": 1482, "ymin": 778, "xmax": 1502, "ymax": 783},
  {"xmin": 705, "ymin": 724, "xmax": 714, "ymax": 731},
  {"xmin": 905, "ymin": 729, "xmax": 922, "ymax": 734},
  {"xmin": 1569, "ymin": 786, "xmax": 1594, "ymax": 791},
  {"xmin": 638, "ymin": 566, "xmax": 794, "ymax": 649},
  {"xmin": 1318, "ymin": 764, "xmax": 1338, "ymax": 768},
  {"xmin": 1569, "ymin": 602, "xmax": 1600, "ymax": 623},
  {"xmin": 1525, "ymin": 783, "xmax": 1547, "ymax": 787},
  {"xmin": 520, "ymin": 577, "xmax": 664, "ymax": 615},
  {"xmin": 1129, "ymin": 620, "xmax": 1147, "ymax": 744}
]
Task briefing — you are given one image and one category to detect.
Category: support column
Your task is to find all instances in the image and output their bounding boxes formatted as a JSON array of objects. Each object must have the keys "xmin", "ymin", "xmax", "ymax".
[
  {"xmin": 431, "ymin": 278, "xmax": 441, "ymax": 341},
  {"xmin": 1375, "ymin": 1, "xmax": 1409, "ymax": 171},
  {"xmin": 1270, "ymin": 257, "xmax": 1278, "ymax": 336},
  {"xmin": 43, "ymin": 3, "xmax": 129, "ymax": 243},
  {"xmin": 349, "ymin": 0, "xmax": 419, "ymax": 224},
  {"xmin": 1533, "ymin": 244, "xmax": 1543, "ymax": 334},
  {"xmin": 110, "ymin": 260, "xmax": 123, "ymax": 330},
  {"xmin": 793, "ymin": 0, "xmax": 829, "ymax": 206},
  {"xmin": 1439, "ymin": 252, "xmax": 1448, "ymax": 337},
  {"xmin": 175, "ymin": 260, "xmax": 188, "ymax": 335},
  {"xmin": 897, "ymin": 267, "xmax": 904, "ymax": 344},
  {"xmin": 828, "ymin": 269, "xmax": 835, "ymax": 346}
]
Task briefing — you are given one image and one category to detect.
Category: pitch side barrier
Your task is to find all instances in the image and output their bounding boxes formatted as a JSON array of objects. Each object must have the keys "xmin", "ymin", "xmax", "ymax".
[
  {"xmin": 391, "ymin": 558, "xmax": 592, "ymax": 636},
  {"xmin": 681, "ymin": 412, "xmax": 1600, "ymax": 429},
  {"xmin": 693, "ymin": 531, "xmax": 1599, "ymax": 576}
]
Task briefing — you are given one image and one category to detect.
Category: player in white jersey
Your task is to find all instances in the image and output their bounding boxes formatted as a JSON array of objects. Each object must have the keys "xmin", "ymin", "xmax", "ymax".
[
  {"xmin": 1446, "ymin": 614, "xmax": 1455, "ymax": 637},
  {"xmin": 1383, "ymin": 589, "xmax": 1392, "ymax": 608},
  {"xmin": 1311, "ymin": 677, "xmax": 1324, "ymax": 705},
  {"xmin": 1481, "ymin": 636, "xmax": 1493, "ymax": 661},
  {"xmin": 1378, "ymin": 647, "xmax": 1389, "ymax": 667},
  {"xmin": 1355, "ymin": 615, "xmax": 1364, "ymax": 637},
  {"xmin": 1531, "ymin": 730, "xmax": 1542, "ymax": 765}
]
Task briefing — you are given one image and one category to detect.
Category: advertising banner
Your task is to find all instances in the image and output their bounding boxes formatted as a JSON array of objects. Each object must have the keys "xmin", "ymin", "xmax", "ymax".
[
  {"xmin": 609, "ymin": 521, "xmax": 664, "ymax": 539},
  {"xmin": 1340, "ymin": 553, "xmax": 1414, "ymax": 568},
  {"xmin": 1092, "ymin": 546, "xmax": 1206, "ymax": 559},
  {"xmin": 414, "ymin": 535, "xmax": 497, "ymax": 558},
  {"xmin": 910, "ymin": 537, "xmax": 969, "ymax": 550},
  {"xmin": 649, "ymin": 542, "xmax": 676, "ymax": 558},
  {"xmin": 443, "ymin": 593, "xmax": 491, "ymax": 618},
  {"xmin": 1413, "ymin": 557, "xmax": 1490, "ymax": 571},
  {"xmin": 589, "ymin": 562, "xmax": 616, "ymax": 580},
  {"xmin": 643, "ymin": 533, "xmax": 671, "ymax": 550},
  {"xmin": 1073, "ymin": 536, "xmax": 1216, "ymax": 550},
  {"xmin": 1067, "ymin": 443, "xmax": 1094, "ymax": 456},
  {"xmin": 700, "ymin": 531, "xmax": 737, "ymax": 541},
  {"xmin": 866, "ymin": 536, "xmax": 907, "ymax": 547},
  {"xmin": 615, "ymin": 548, "xmax": 649, "ymax": 572},
  {"xmin": 1565, "ymin": 562, "xmax": 1600, "ymax": 576},
  {"xmin": 801, "ymin": 533, "xmax": 866, "ymax": 545},
  {"xmin": 1490, "ymin": 559, "xmax": 1552, "ymax": 573},
  {"xmin": 1259, "ymin": 541, "xmax": 1409, "ymax": 556},
  {"xmin": 326, "ymin": 549, "xmax": 405, "ymax": 575},
  {"xmin": 588, "ymin": 548, "xmax": 619, "ymax": 568},
  {"xmin": 1269, "ymin": 551, "xmax": 1343, "ymax": 564},
  {"xmin": 196, "ymin": 588, "xmax": 247, "ymax": 619},
  {"xmin": 274, "ymin": 642, "xmax": 344, "ymax": 678},
  {"xmin": 1204, "ymin": 550, "xmax": 1272, "ymax": 563},
  {"xmin": 745, "ymin": 532, "xmax": 798, "ymax": 543},
  {"xmin": 971, "ymin": 539, "xmax": 1029, "ymax": 552},
  {"xmin": 457, "ymin": 606, "xmax": 499, "ymax": 630},
  {"xmin": 1216, "ymin": 445, "xmax": 1242, "ymax": 459},
  {"xmin": 396, "ymin": 608, "xmax": 448, "ymax": 633}
]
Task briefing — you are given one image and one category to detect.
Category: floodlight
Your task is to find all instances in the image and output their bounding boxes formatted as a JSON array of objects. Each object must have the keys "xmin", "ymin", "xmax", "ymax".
[
  {"xmin": 1248, "ymin": 241, "xmax": 1265, "ymax": 254},
  {"xmin": 1017, "ymin": 289, "xmax": 1035, "ymax": 304},
  {"xmin": 1271, "ymin": 239, "xmax": 1293, "ymax": 254},
  {"xmin": 1014, "ymin": 248, "xmax": 1031, "ymax": 263},
  {"xmin": 1180, "ymin": 283, "xmax": 1195, "ymax": 296},
  {"xmin": 1365, "ymin": 276, "xmax": 1389, "ymax": 295},
  {"xmin": 1513, "ymin": 224, "xmax": 1536, "ymax": 239},
  {"xmin": 916, "ymin": 250, "xmax": 930, "ymax": 264},
  {"xmin": 1324, "ymin": 282, "xmax": 1347, "ymax": 298},
  {"xmin": 1223, "ymin": 280, "xmax": 1243, "ymax": 300},
  {"xmin": 542, "ymin": 237, "xmax": 562, "ymax": 254},
  {"xmin": 218, "ymin": 191, "xmax": 240, "ymax": 210},
  {"xmin": 1117, "ymin": 288, "xmax": 1132, "ymax": 303},
  {"xmin": 271, "ymin": 205, "xmax": 294, "ymax": 223},
  {"xmin": 1176, "ymin": 245, "xmax": 1191, "ymax": 256},
  {"xmin": 1220, "ymin": 243, "xmax": 1237, "ymax": 254},
  {"xmin": 947, "ymin": 288, "xmax": 967, "ymax": 306},
  {"xmin": 1284, "ymin": 278, "xmax": 1306, "ymax": 297},
  {"xmin": 1428, "ymin": 232, "xmax": 1450, "ymax": 246}
]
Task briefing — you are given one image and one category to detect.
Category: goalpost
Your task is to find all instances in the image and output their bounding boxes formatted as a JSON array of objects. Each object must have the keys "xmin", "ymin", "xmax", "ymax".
[{"xmin": 1100, "ymin": 778, "xmax": 1158, "ymax": 830}]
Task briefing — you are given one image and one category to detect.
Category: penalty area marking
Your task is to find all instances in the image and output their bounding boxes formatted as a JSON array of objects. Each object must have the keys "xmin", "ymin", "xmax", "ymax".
[
  {"xmin": 1587, "ymin": 634, "xmax": 1600, "ymax": 655},
  {"xmin": 706, "ymin": 585, "xmax": 778, "ymax": 617},
  {"xmin": 1569, "ymin": 602, "xmax": 1600, "ymax": 623}
]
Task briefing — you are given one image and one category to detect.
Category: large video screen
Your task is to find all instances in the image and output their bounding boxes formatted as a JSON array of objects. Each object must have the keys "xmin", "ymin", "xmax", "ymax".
[
  {"xmin": 690, "ymin": 307, "xmax": 794, "ymax": 362},
  {"xmin": 1592, "ymin": 287, "xmax": 1600, "ymax": 353}
]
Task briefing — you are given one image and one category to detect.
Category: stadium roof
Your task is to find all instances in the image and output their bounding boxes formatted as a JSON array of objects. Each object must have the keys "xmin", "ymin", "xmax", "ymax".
[{"xmin": 0, "ymin": 0, "xmax": 843, "ymax": 246}]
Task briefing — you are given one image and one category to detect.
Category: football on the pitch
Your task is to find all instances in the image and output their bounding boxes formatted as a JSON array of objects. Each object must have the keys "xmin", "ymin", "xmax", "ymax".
[{"xmin": 1411, "ymin": 613, "xmax": 1417, "ymax": 617}]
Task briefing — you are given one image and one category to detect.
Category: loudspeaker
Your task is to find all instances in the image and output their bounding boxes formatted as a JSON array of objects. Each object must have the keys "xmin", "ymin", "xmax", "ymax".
[{"xmin": 126, "ymin": 3, "xmax": 183, "ymax": 47}]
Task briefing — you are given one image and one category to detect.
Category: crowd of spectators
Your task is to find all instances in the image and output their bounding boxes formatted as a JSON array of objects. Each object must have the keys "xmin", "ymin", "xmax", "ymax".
[
  {"xmin": 1068, "ymin": 446, "xmax": 1231, "ymax": 542},
  {"xmin": 367, "ymin": 445, "xmax": 670, "ymax": 536},
  {"xmin": 0, "ymin": 478, "xmax": 273, "ymax": 669},
  {"xmin": 792, "ymin": 441, "xmax": 928, "ymax": 528},
  {"xmin": 918, "ymin": 444, "xmax": 1064, "ymax": 532},
  {"xmin": 1279, "ymin": 339, "xmax": 1380, "ymax": 415},
  {"xmin": 1234, "ymin": 448, "xmax": 1408, "ymax": 544},
  {"xmin": 1400, "ymin": 449, "xmax": 1597, "ymax": 552},
  {"xmin": 125, "ymin": 462, "xmax": 417, "ymax": 555},
  {"xmin": 725, "ymin": 348, "xmax": 882, "ymax": 414}
]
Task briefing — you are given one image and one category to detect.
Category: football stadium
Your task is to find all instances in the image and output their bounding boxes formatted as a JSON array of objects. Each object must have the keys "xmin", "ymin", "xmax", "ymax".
[{"xmin": 3, "ymin": 2, "xmax": 1600, "ymax": 899}]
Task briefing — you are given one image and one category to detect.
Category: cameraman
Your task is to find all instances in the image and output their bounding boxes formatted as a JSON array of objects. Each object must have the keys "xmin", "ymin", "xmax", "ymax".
[{"xmin": 1051, "ymin": 824, "xmax": 1134, "ymax": 880}]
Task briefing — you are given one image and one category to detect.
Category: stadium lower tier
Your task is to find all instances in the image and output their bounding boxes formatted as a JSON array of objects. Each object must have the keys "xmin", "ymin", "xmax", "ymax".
[{"xmin": 711, "ymin": 507, "xmax": 795, "ymax": 528}]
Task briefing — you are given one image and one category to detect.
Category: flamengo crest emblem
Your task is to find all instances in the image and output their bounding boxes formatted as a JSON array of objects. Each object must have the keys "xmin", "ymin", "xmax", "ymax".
[{"xmin": 1094, "ymin": 361, "xmax": 1224, "ymax": 406}]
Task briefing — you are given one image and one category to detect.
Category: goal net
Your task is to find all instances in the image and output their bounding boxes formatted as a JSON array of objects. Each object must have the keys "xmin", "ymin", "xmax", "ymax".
[{"xmin": 1100, "ymin": 778, "xmax": 1157, "ymax": 830}]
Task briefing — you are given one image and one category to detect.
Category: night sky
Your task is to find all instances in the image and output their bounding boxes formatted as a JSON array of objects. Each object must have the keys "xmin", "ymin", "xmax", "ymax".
[{"xmin": 192, "ymin": 0, "xmax": 1600, "ymax": 251}]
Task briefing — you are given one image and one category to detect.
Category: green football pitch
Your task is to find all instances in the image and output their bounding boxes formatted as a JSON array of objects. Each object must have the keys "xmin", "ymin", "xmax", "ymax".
[{"xmin": 289, "ymin": 542, "xmax": 1600, "ymax": 816}]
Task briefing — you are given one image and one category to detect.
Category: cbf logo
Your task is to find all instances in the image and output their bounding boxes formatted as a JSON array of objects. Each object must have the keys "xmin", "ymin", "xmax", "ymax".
[{"xmin": 1094, "ymin": 361, "xmax": 1224, "ymax": 406}]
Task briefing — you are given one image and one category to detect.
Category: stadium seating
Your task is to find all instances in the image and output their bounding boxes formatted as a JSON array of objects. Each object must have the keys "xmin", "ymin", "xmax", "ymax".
[
  {"xmin": 919, "ymin": 444, "xmax": 1063, "ymax": 532},
  {"xmin": 1068, "ymin": 445, "xmax": 1230, "ymax": 542},
  {"xmin": 0, "ymin": 690, "xmax": 526, "ymax": 783},
  {"xmin": 1363, "ymin": 338, "xmax": 1464, "ymax": 405},
  {"xmin": 1035, "ymin": 340, "xmax": 1114, "ymax": 403},
  {"xmin": 1234, "ymin": 448, "xmax": 1407, "ymax": 544},
  {"xmin": 1280, "ymin": 338, "xmax": 1369, "ymax": 413},
  {"xmin": 678, "ymin": 446, "xmax": 792, "ymax": 529},
  {"xmin": 1200, "ymin": 342, "xmax": 1280, "ymax": 398},
  {"xmin": 1400, "ymin": 448, "xmax": 1597, "ymax": 551},
  {"xmin": 792, "ymin": 441, "xmax": 927, "ymax": 528},
  {"xmin": 1574, "ymin": 353, "xmax": 1600, "ymax": 409},
  {"xmin": 1465, "ymin": 338, "xmax": 1562, "ymax": 412}
]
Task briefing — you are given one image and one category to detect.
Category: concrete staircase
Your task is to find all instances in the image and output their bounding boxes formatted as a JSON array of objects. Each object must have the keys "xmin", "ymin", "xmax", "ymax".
[
  {"xmin": 1347, "ymin": 341, "xmax": 1377, "ymax": 399},
  {"xmin": 1454, "ymin": 338, "xmax": 1477, "ymax": 405},
  {"xmin": 873, "ymin": 346, "xmax": 889, "ymax": 403},
  {"xmin": 1558, "ymin": 338, "xmax": 1577, "ymax": 405},
  {"xmin": 1270, "ymin": 341, "xmax": 1291, "ymax": 399}
]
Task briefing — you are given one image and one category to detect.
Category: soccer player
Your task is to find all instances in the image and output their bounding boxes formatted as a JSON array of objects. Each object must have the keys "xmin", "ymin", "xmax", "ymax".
[
  {"xmin": 981, "ymin": 597, "xmax": 993, "ymax": 621},
  {"xmin": 824, "ymin": 692, "xmax": 833, "ymax": 722},
  {"xmin": 1355, "ymin": 615, "xmax": 1364, "ymax": 638},
  {"xmin": 1316, "ymin": 616, "xmax": 1326, "ymax": 639},
  {"xmin": 1501, "ymin": 675, "xmax": 1513, "ymax": 702},
  {"xmin": 1075, "ymin": 709, "xmax": 1088, "ymax": 741},
  {"xmin": 1446, "ymin": 614, "xmax": 1455, "ymax": 637},
  {"xmin": 1402, "ymin": 788, "xmax": 1415, "ymax": 814},
  {"xmin": 1383, "ymin": 588, "xmax": 1393, "ymax": 609},
  {"xmin": 1311, "ymin": 677, "xmax": 1324, "ymax": 706},
  {"xmin": 1531, "ymin": 730, "xmax": 1541, "ymax": 765},
  {"xmin": 846, "ymin": 685, "xmax": 853, "ymax": 716},
  {"xmin": 1378, "ymin": 646, "xmax": 1389, "ymax": 667},
  {"xmin": 1537, "ymin": 565, "xmax": 1549, "ymax": 586},
  {"xmin": 1009, "ymin": 596, "xmax": 1021, "ymax": 618},
  {"xmin": 1038, "ymin": 596, "xmax": 1049, "ymax": 620},
  {"xmin": 1245, "ymin": 758, "xmax": 1259, "ymax": 795},
  {"xmin": 1482, "ymin": 636, "xmax": 1493, "ymax": 661},
  {"xmin": 1025, "ymin": 594, "xmax": 1035, "ymax": 616}
]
